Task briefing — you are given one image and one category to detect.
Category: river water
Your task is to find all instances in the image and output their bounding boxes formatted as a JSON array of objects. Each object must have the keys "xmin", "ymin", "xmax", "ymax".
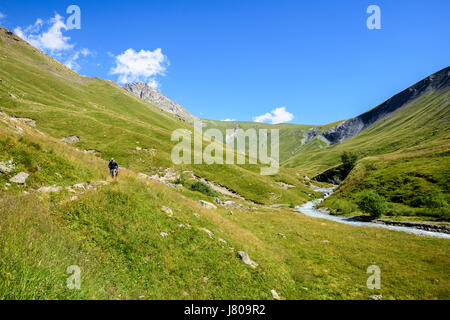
[{"xmin": 296, "ymin": 187, "xmax": 450, "ymax": 239}]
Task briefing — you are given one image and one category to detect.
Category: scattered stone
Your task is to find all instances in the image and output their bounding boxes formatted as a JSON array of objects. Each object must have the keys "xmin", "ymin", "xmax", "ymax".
[
  {"xmin": 200, "ymin": 228, "xmax": 214, "ymax": 239},
  {"xmin": 136, "ymin": 147, "xmax": 142, "ymax": 151},
  {"xmin": 9, "ymin": 93, "xmax": 17, "ymax": 99},
  {"xmin": 322, "ymin": 240, "xmax": 329, "ymax": 243},
  {"xmin": 10, "ymin": 172, "xmax": 29, "ymax": 184},
  {"xmin": 23, "ymin": 191, "xmax": 29, "ymax": 195},
  {"xmin": 278, "ymin": 233, "xmax": 286, "ymax": 239},
  {"xmin": 37, "ymin": 185, "xmax": 62, "ymax": 193},
  {"xmin": 14, "ymin": 118, "xmax": 36, "ymax": 127},
  {"xmin": 73, "ymin": 183, "xmax": 85, "ymax": 190},
  {"xmin": 61, "ymin": 135, "xmax": 80, "ymax": 144},
  {"xmin": 161, "ymin": 206, "xmax": 173, "ymax": 217},
  {"xmin": 70, "ymin": 195, "xmax": 78, "ymax": 201},
  {"xmin": 218, "ymin": 238, "xmax": 227, "ymax": 244},
  {"xmin": 55, "ymin": 172, "xmax": 62, "ymax": 178},
  {"xmin": 193, "ymin": 213, "xmax": 200, "ymax": 218},
  {"xmin": 199, "ymin": 200, "xmax": 217, "ymax": 209},
  {"xmin": 228, "ymin": 210, "xmax": 233, "ymax": 216},
  {"xmin": 271, "ymin": 289, "xmax": 281, "ymax": 300},
  {"xmin": 160, "ymin": 232, "xmax": 169, "ymax": 238},
  {"xmin": 369, "ymin": 295, "xmax": 382, "ymax": 300},
  {"xmin": 236, "ymin": 251, "xmax": 258, "ymax": 268},
  {"xmin": 214, "ymin": 197, "xmax": 224, "ymax": 205},
  {"xmin": 0, "ymin": 159, "xmax": 15, "ymax": 173},
  {"xmin": 178, "ymin": 224, "xmax": 185, "ymax": 228}
]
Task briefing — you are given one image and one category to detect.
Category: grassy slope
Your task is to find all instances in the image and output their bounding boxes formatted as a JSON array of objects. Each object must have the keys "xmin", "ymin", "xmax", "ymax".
[
  {"xmin": 1, "ymin": 121, "xmax": 448, "ymax": 299},
  {"xmin": 0, "ymin": 28, "xmax": 449, "ymax": 299},
  {"xmin": 201, "ymin": 119, "xmax": 319, "ymax": 163},
  {"xmin": 0, "ymin": 27, "xmax": 311, "ymax": 205},
  {"xmin": 295, "ymin": 90, "xmax": 450, "ymax": 220}
]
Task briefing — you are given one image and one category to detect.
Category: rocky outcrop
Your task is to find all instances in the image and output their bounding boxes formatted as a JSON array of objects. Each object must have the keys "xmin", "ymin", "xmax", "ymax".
[
  {"xmin": 199, "ymin": 200, "xmax": 217, "ymax": 209},
  {"xmin": 123, "ymin": 82, "xmax": 198, "ymax": 124},
  {"xmin": 9, "ymin": 172, "xmax": 29, "ymax": 184},
  {"xmin": 236, "ymin": 251, "xmax": 258, "ymax": 268},
  {"xmin": 61, "ymin": 136, "xmax": 80, "ymax": 144},
  {"xmin": 319, "ymin": 66, "xmax": 450, "ymax": 144}
]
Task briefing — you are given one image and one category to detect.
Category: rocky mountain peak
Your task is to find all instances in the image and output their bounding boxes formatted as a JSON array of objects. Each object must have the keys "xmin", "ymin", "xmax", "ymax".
[{"xmin": 123, "ymin": 82, "xmax": 198, "ymax": 124}]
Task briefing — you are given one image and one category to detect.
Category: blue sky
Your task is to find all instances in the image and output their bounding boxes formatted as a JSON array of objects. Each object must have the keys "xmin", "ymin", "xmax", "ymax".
[{"xmin": 0, "ymin": 0, "xmax": 449, "ymax": 124}]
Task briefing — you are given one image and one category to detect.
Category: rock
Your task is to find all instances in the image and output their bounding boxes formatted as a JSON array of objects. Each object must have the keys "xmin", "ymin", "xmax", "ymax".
[
  {"xmin": 214, "ymin": 197, "xmax": 224, "ymax": 205},
  {"xmin": 136, "ymin": 147, "xmax": 142, "ymax": 151},
  {"xmin": 14, "ymin": 118, "xmax": 36, "ymax": 127},
  {"xmin": 37, "ymin": 185, "xmax": 62, "ymax": 193},
  {"xmin": 9, "ymin": 93, "xmax": 17, "ymax": 99},
  {"xmin": 178, "ymin": 224, "xmax": 185, "ymax": 228},
  {"xmin": 200, "ymin": 228, "xmax": 214, "ymax": 239},
  {"xmin": 236, "ymin": 251, "xmax": 258, "ymax": 268},
  {"xmin": 9, "ymin": 172, "xmax": 29, "ymax": 184},
  {"xmin": 73, "ymin": 183, "xmax": 85, "ymax": 190},
  {"xmin": 278, "ymin": 233, "xmax": 286, "ymax": 239},
  {"xmin": 70, "ymin": 195, "xmax": 78, "ymax": 201},
  {"xmin": 271, "ymin": 290, "xmax": 281, "ymax": 300},
  {"xmin": 55, "ymin": 172, "xmax": 62, "ymax": 178},
  {"xmin": 218, "ymin": 238, "xmax": 227, "ymax": 244},
  {"xmin": 322, "ymin": 240, "xmax": 329, "ymax": 243},
  {"xmin": 65, "ymin": 186, "xmax": 76, "ymax": 193},
  {"xmin": 160, "ymin": 232, "xmax": 169, "ymax": 238},
  {"xmin": 199, "ymin": 200, "xmax": 217, "ymax": 209},
  {"xmin": 161, "ymin": 206, "xmax": 173, "ymax": 217},
  {"xmin": 193, "ymin": 213, "xmax": 200, "ymax": 218},
  {"xmin": 61, "ymin": 135, "xmax": 80, "ymax": 144},
  {"xmin": 369, "ymin": 295, "xmax": 382, "ymax": 300},
  {"xmin": 123, "ymin": 83, "xmax": 199, "ymax": 124},
  {"xmin": 228, "ymin": 210, "xmax": 233, "ymax": 215},
  {"xmin": 0, "ymin": 159, "xmax": 15, "ymax": 174}
]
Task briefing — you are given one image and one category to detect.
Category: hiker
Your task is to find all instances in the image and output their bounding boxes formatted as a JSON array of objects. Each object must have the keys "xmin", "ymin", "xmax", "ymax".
[{"xmin": 108, "ymin": 158, "xmax": 119, "ymax": 178}]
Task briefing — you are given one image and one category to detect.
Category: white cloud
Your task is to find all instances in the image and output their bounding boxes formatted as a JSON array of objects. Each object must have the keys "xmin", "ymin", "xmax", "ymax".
[
  {"xmin": 0, "ymin": 12, "xmax": 6, "ymax": 21},
  {"xmin": 64, "ymin": 48, "xmax": 93, "ymax": 71},
  {"xmin": 253, "ymin": 107, "xmax": 294, "ymax": 124},
  {"xmin": 221, "ymin": 118, "xmax": 236, "ymax": 122},
  {"xmin": 110, "ymin": 48, "xmax": 169, "ymax": 88},
  {"xmin": 14, "ymin": 14, "xmax": 73, "ymax": 53},
  {"xmin": 13, "ymin": 14, "xmax": 93, "ymax": 73}
]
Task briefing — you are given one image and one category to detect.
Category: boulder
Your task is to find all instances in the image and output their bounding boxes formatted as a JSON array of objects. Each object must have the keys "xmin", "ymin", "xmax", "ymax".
[
  {"xmin": 161, "ymin": 206, "xmax": 173, "ymax": 217},
  {"xmin": 236, "ymin": 251, "xmax": 258, "ymax": 268},
  {"xmin": 271, "ymin": 290, "xmax": 281, "ymax": 300},
  {"xmin": 160, "ymin": 232, "xmax": 169, "ymax": 238},
  {"xmin": 37, "ymin": 186, "xmax": 62, "ymax": 193},
  {"xmin": 200, "ymin": 228, "xmax": 214, "ymax": 239},
  {"xmin": 199, "ymin": 200, "xmax": 217, "ymax": 209},
  {"xmin": 9, "ymin": 172, "xmax": 29, "ymax": 184},
  {"xmin": 369, "ymin": 295, "xmax": 382, "ymax": 300},
  {"xmin": 0, "ymin": 160, "xmax": 15, "ymax": 174},
  {"xmin": 61, "ymin": 136, "xmax": 80, "ymax": 144}
]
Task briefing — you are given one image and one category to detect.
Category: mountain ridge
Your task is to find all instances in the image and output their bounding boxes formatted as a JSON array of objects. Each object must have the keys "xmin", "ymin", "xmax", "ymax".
[{"xmin": 124, "ymin": 82, "xmax": 198, "ymax": 124}]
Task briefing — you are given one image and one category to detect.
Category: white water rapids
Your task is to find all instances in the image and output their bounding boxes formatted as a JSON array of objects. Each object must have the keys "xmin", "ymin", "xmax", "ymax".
[{"xmin": 296, "ymin": 187, "xmax": 450, "ymax": 239}]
